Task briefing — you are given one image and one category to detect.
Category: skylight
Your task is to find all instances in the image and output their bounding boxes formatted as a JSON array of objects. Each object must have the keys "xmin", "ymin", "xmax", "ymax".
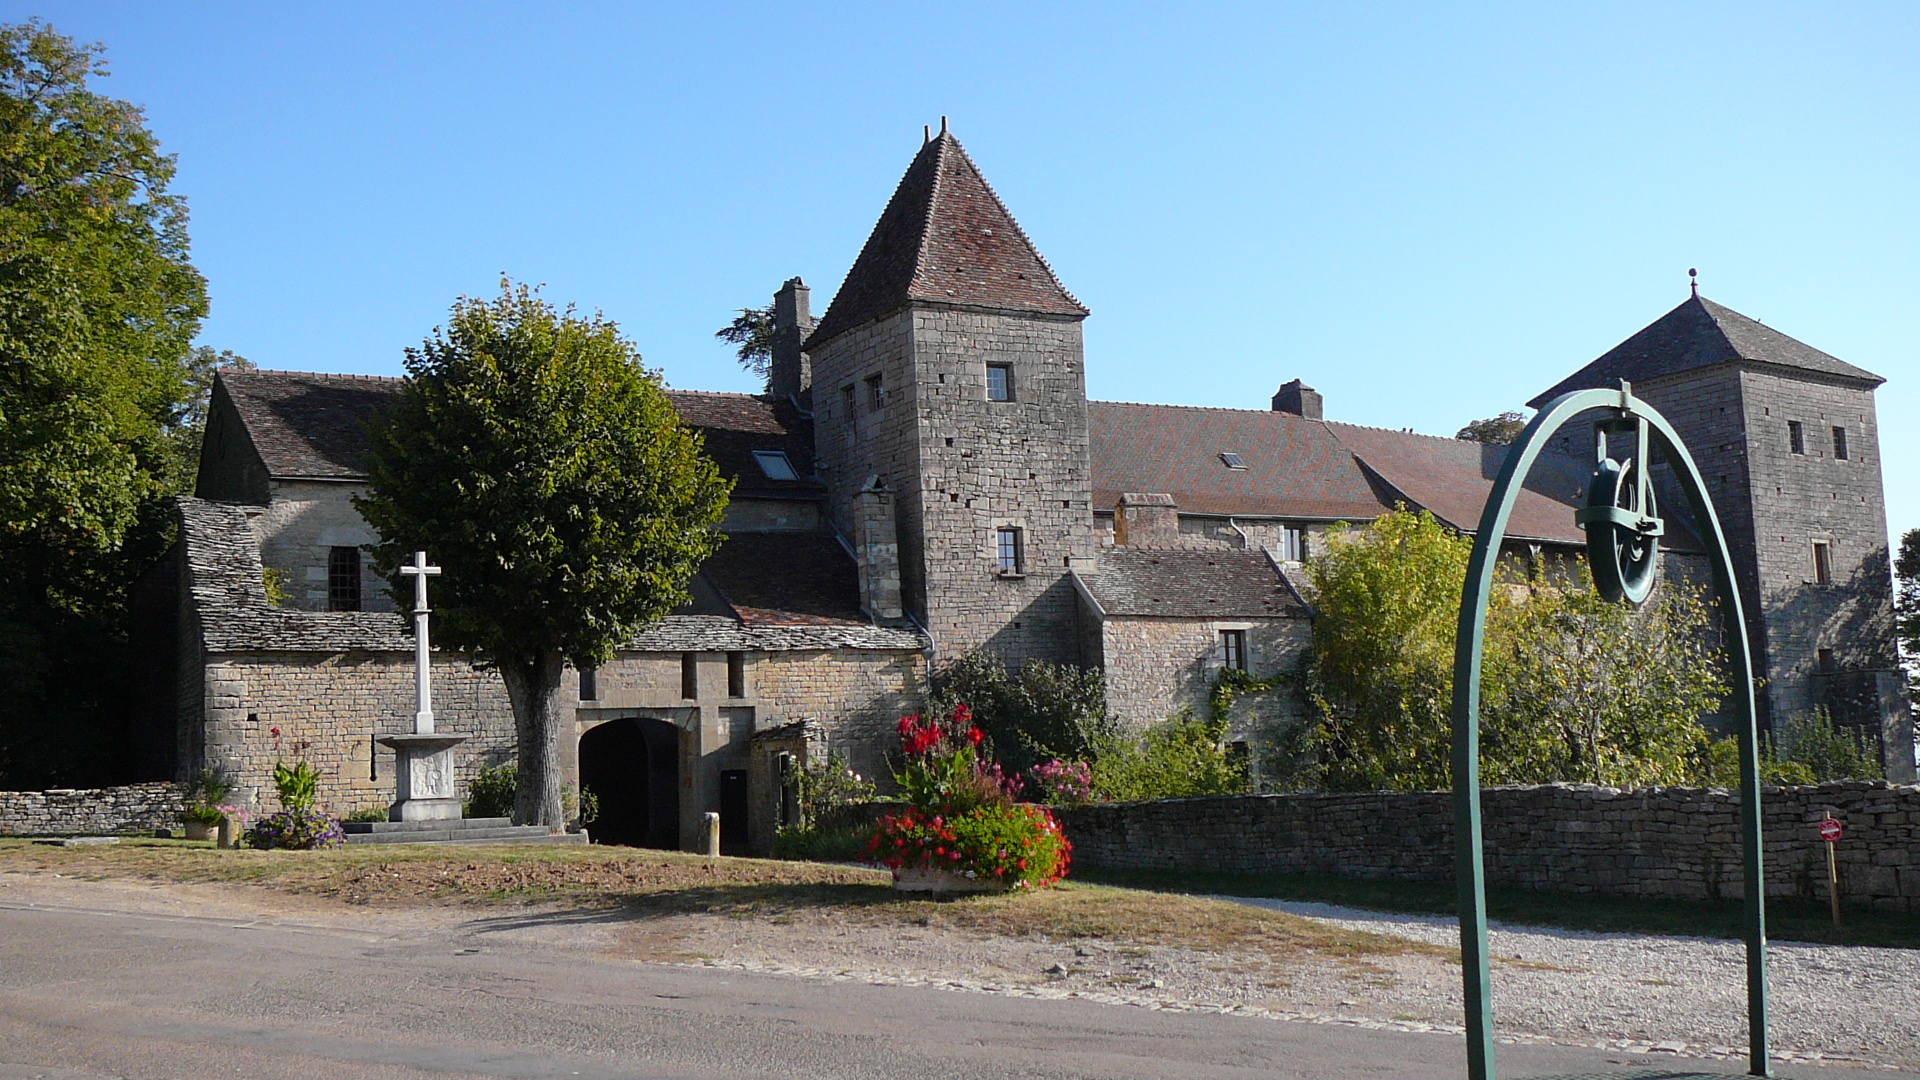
[
  {"xmin": 752, "ymin": 450, "xmax": 798, "ymax": 481},
  {"xmin": 1219, "ymin": 453, "xmax": 1247, "ymax": 470}
]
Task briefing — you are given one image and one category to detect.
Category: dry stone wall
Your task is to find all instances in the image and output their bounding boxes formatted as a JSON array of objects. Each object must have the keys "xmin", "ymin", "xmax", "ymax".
[
  {"xmin": 0, "ymin": 783, "xmax": 186, "ymax": 836},
  {"xmin": 1056, "ymin": 780, "xmax": 1920, "ymax": 913}
]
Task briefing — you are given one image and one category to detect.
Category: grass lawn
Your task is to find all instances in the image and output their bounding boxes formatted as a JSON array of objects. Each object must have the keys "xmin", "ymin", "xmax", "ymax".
[
  {"xmin": 1075, "ymin": 865, "xmax": 1920, "ymax": 950},
  {"xmin": 0, "ymin": 839, "xmax": 1440, "ymax": 966}
]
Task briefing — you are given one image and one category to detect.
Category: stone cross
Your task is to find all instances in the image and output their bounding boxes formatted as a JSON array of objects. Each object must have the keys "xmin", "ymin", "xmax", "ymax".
[{"xmin": 399, "ymin": 551, "xmax": 442, "ymax": 735}]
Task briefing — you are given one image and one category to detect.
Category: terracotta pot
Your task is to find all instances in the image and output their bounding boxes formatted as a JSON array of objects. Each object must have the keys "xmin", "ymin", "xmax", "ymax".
[
  {"xmin": 182, "ymin": 820, "xmax": 217, "ymax": 842},
  {"xmin": 893, "ymin": 865, "xmax": 1010, "ymax": 894}
]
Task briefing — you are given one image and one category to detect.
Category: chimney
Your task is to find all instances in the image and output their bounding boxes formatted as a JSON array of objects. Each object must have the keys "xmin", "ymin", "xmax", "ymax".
[
  {"xmin": 856, "ymin": 476, "xmax": 903, "ymax": 621},
  {"xmin": 1114, "ymin": 493, "xmax": 1179, "ymax": 547},
  {"xmin": 770, "ymin": 277, "xmax": 813, "ymax": 402},
  {"xmin": 1272, "ymin": 378, "xmax": 1322, "ymax": 419}
]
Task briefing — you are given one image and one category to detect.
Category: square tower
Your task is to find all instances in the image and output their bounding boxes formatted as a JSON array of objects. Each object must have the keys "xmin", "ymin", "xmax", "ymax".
[{"xmin": 805, "ymin": 126, "xmax": 1095, "ymax": 667}]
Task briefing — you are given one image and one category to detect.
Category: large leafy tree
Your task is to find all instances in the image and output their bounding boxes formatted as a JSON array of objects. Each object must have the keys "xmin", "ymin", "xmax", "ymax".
[
  {"xmin": 1895, "ymin": 528, "xmax": 1920, "ymax": 699},
  {"xmin": 0, "ymin": 21, "xmax": 208, "ymax": 784},
  {"xmin": 357, "ymin": 282, "xmax": 732, "ymax": 826}
]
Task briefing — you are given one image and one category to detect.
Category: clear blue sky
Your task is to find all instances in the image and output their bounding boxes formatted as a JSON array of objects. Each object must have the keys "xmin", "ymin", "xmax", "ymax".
[{"xmin": 20, "ymin": 3, "xmax": 1919, "ymax": 547}]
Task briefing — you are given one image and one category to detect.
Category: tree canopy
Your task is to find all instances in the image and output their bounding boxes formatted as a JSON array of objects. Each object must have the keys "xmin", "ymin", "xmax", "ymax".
[
  {"xmin": 1455, "ymin": 411, "xmax": 1528, "ymax": 444},
  {"xmin": 715, "ymin": 302, "xmax": 775, "ymax": 390},
  {"xmin": 0, "ymin": 20, "xmax": 208, "ymax": 785},
  {"xmin": 356, "ymin": 281, "xmax": 732, "ymax": 825}
]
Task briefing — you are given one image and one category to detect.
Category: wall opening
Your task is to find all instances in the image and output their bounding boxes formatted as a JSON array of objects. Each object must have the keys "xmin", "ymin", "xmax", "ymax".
[{"xmin": 578, "ymin": 717, "xmax": 680, "ymax": 849}]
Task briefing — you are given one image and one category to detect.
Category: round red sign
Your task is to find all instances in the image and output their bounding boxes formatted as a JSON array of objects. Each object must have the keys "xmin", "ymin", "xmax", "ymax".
[{"xmin": 1819, "ymin": 818, "xmax": 1844, "ymax": 843}]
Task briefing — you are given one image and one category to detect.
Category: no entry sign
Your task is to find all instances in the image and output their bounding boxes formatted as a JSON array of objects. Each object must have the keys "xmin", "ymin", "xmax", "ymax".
[{"xmin": 1819, "ymin": 818, "xmax": 1845, "ymax": 843}]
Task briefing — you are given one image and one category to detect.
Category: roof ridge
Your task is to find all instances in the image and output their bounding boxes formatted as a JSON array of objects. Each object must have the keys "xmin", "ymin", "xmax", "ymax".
[
  {"xmin": 228, "ymin": 369, "xmax": 404, "ymax": 383},
  {"xmin": 907, "ymin": 133, "xmax": 949, "ymax": 301},
  {"xmin": 1322, "ymin": 417, "xmax": 1462, "ymax": 443},
  {"xmin": 664, "ymin": 388, "xmax": 770, "ymax": 400},
  {"xmin": 934, "ymin": 134, "xmax": 1085, "ymax": 314},
  {"xmin": 1091, "ymin": 399, "xmax": 1307, "ymax": 416}
]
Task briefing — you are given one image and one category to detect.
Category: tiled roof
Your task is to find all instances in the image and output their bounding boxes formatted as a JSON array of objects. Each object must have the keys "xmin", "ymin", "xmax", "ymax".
[
  {"xmin": 1079, "ymin": 549, "xmax": 1307, "ymax": 618},
  {"xmin": 214, "ymin": 372, "xmax": 820, "ymax": 495},
  {"xmin": 177, "ymin": 497, "xmax": 919, "ymax": 654},
  {"xmin": 1530, "ymin": 294, "xmax": 1882, "ymax": 407},
  {"xmin": 219, "ymin": 370, "xmax": 401, "ymax": 479},
  {"xmin": 1088, "ymin": 401, "xmax": 1385, "ymax": 520},
  {"xmin": 806, "ymin": 130, "xmax": 1086, "ymax": 349},
  {"xmin": 1324, "ymin": 422, "xmax": 1587, "ymax": 544},
  {"xmin": 699, "ymin": 532, "xmax": 869, "ymax": 627}
]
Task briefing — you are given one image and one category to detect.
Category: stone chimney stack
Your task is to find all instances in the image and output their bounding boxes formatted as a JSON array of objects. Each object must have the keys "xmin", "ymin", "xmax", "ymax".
[
  {"xmin": 770, "ymin": 277, "xmax": 813, "ymax": 402},
  {"xmin": 1272, "ymin": 378, "xmax": 1323, "ymax": 419},
  {"xmin": 1113, "ymin": 493, "xmax": 1179, "ymax": 548},
  {"xmin": 855, "ymin": 476, "xmax": 903, "ymax": 621}
]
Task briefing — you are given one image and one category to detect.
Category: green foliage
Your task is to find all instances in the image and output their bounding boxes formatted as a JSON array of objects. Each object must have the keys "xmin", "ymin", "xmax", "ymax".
[
  {"xmin": 0, "ymin": 21, "xmax": 209, "ymax": 786},
  {"xmin": 1090, "ymin": 709, "xmax": 1250, "ymax": 802},
  {"xmin": 1896, "ymin": 528, "xmax": 1920, "ymax": 701},
  {"xmin": 260, "ymin": 566, "xmax": 289, "ymax": 606},
  {"xmin": 1770, "ymin": 709, "xmax": 1885, "ymax": 784},
  {"xmin": 929, "ymin": 652, "xmax": 1113, "ymax": 774},
  {"xmin": 464, "ymin": 762, "xmax": 518, "ymax": 819},
  {"xmin": 771, "ymin": 753, "xmax": 879, "ymax": 862},
  {"xmin": 865, "ymin": 803, "xmax": 1072, "ymax": 890},
  {"xmin": 179, "ymin": 768, "xmax": 231, "ymax": 825},
  {"xmin": 356, "ymin": 280, "xmax": 731, "ymax": 826},
  {"xmin": 715, "ymin": 302, "xmax": 776, "ymax": 389},
  {"xmin": 341, "ymin": 805, "xmax": 390, "ymax": 824},
  {"xmin": 771, "ymin": 819, "xmax": 872, "ymax": 862},
  {"xmin": 242, "ymin": 808, "xmax": 344, "ymax": 850},
  {"xmin": 271, "ymin": 760, "xmax": 319, "ymax": 812},
  {"xmin": 1455, "ymin": 412, "xmax": 1528, "ymax": 444}
]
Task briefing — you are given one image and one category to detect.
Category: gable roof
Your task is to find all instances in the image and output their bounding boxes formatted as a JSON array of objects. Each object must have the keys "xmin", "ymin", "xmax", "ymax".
[
  {"xmin": 1079, "ymin": 548, "xmax": 1306, "ymax": 618},
  {"xmin": 1530, "ymin": 294, "xmax": 1882, "ymax": 407},
  {"xmin": 1323, "ymin": 422, "xmax": 1587, "ymax": 544},
  {"xmin": 806, "ymin": 130, "xmax": 1086, "ymax": 349}
]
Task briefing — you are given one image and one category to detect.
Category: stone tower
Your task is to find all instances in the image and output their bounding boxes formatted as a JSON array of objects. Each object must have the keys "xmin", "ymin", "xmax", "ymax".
[
  {"xmin": 805, "ymin": 124, "xmax": 1095, "ymax": 667},
  {"xmin": 1533, "ymin": 292, "xmax": 1914, "ymax": 779}
]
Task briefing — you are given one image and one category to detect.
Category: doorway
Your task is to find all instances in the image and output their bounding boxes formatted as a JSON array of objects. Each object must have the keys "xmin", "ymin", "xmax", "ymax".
[{"xmin": 579, "ymin": 717, "xmax": 680, "ymax": 848}]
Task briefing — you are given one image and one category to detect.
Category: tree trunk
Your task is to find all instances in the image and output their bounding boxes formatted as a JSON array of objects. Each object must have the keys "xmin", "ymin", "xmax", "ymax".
[{"xmin": 499, "ymin": 652, "xmax": 567, "ymax": 827}]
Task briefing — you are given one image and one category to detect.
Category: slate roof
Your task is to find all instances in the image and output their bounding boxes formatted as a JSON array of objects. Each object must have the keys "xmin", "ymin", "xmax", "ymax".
[
  {"xmin": 806, "ymin": 130, "xmax": 1086, "ymax": 349},
  {"xmin": 177, "ymin": 498, "xmax": 920, "ymax": 654},
  {"xmin": 1530, "ymin": 294, "xmax": 1883, "ymax": 407},
  {"xmin": 1078, "ymin": 549, "xmax": 1307, "ymax": 618},
  {"xmin": 1322, "ymin": 422, "xmax": 1587, "ymax": 544},
  {"xmin": 1088, "ymin": 402, "xmax": 1385, "ymax": 520}
]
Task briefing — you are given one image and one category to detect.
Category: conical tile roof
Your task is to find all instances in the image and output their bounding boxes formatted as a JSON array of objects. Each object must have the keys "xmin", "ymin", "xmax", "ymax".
[
  {"xmin": 1530, "ymin": 294, "xmax": 1881, "ymax": 407},
  {"xmin": 807, "ymin": 129, "xmax": 1086, "ymax": 349}
]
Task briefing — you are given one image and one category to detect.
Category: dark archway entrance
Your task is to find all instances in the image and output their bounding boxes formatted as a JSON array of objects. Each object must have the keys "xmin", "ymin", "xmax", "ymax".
[{"xmin": 579, "ymin": 718, "xmax": 680, "ymax": 849}]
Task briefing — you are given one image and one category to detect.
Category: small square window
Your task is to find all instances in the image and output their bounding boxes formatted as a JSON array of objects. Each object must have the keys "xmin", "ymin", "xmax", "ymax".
[
  {"xmin": 1280, "ymin": 525, "xmax": 1307, "ymax": 562},
  {"xmin": 1219, "ymin": 452, "xmax": 1246, "ymax": 470},
  {"xmin": 996, "ymin": 527, "xmax": 1024, "ymax": 575},
  {"xmin": 1812, "ymin": 540, "xmax": 1833, "ymax": 586},
  {"xmin": 1833, "ymin": 426, "xmax": 1849, "ymax": 460},
  {"xmin": 1788, "ymin": 420, "xmax": 1805, "ymax": 455},
  {"xmin": 579, "ymin": 667, "xmax": 598, "ymax": 701},
  {"xmin": 1220, "ymin": 629, "xmax": 1248, "ymax": 672},
  {"xmin": 752, "ymin": 450, "xmax": 797, "ymax": 480},
  {"xmin": 865, "ymin": 374, "xmax": 885, "ymax": 412},
  {"xmin": 328, "ymin": 547, "xmax": 361, "ymax": 612},
  {"xmin": 987, "ymin": 364, "xmax": 1013, "ymax": 402}
]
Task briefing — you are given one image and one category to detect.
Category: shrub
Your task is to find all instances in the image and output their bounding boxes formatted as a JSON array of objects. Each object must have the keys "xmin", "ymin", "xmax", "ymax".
[
  {"xmin": 272, "ymin": 759, "xmax": 319, "ymax": 811},
  {"xmin": 465, "ymin": 762, "xmax": 518, "ymax": 818},
  {"xmin": 243, "ymin": 808, "xmax": 345, "ymax": 851},
  {"xmin": 772, "ymin": 753, "xmax": 879, "ymax": 862},
  {"xmin": 1025, "ymin": 759, "xmax": 1094, "ymax": 805},
  {"xmin": 180, "ymin": 768, "xmax": 232, "ymax": 826},
  {"xmin": 1090, "ymin": 709, "xmax": 1249, "ymax": 802},
  {"xmin": 929, "ymin": 653, "xmax": 1113, "ymax": 773},
  {"xmin": 342, "ymin": 805, "xmax": 390, "ymax": 824},
  {"xmin": 865, "ymin": 803, "xmax": 1071, "ymax": 891}
]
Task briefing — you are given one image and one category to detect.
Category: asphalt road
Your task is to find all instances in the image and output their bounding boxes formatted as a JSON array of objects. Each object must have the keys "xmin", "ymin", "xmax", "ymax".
[{"xmin": 0, "ymin": 892, "xmax": 1903, "ymax": 1080}]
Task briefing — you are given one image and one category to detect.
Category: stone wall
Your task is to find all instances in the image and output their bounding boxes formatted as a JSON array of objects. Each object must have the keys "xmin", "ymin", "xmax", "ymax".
[
  {"xmin": 1097, "ymin": 614, "xmax": 1308, "ymax": 730},
  {"xmin": 252, "ymin": 480, "xmax": 397, "ymax": 613},
  {"xmin": 1056, "ymin": 781, "xmax": 1920, "ymax": 913},
  {"xmin": 0, "ymin": 782, "xmax": 186, "ymax": 836}
]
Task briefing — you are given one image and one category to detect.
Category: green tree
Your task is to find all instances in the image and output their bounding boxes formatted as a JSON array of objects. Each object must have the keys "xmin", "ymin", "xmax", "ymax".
[
  {"xmin": 928, "ymin": 652, "xmax": 1113, "ymax": 773},
  {"xmin": 1456, "ymin": 411, "xmax": 1528, "ymax": 444},
  {"xmin": 0, "ymin": 21, "xmax": 208, "ymax": 785},
  {"xmin": 715, "ymin": 303, "xmax": 775, "ymax": 390},
  {"xmin": 1894, "ymin": 528, "xmax": 1920, "ymax": 701},
  {"xmin": 166, "ymin": 346, "xmax": 253, "ymax": 487},
  {"xmin": 356, "ymin": 282, "xmax": 732, "ymax": 826}
]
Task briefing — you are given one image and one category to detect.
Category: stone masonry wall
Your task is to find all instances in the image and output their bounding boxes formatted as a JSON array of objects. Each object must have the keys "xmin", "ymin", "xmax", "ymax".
[
  {"xmin": 0, "ymin": 783, "xmax": 186, "ymax": 836},
  {"xmin": 1098, "ymin": 615, "xmax": 1309, "ymax": 730},
  {"xmin": 253, "ymin": 480, "xmax": 397, "ymax": 613},
  {"xmin": 1056, "ymin": 781, "xmax": 1920, "ymax": 913}
]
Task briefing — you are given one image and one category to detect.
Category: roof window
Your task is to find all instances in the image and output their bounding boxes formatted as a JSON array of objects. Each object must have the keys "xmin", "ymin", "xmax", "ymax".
[
  {"xmin": 1219, "ymin": 453, "xmax": 1247, "ymax": 470},
  {"xmin": 752, "ymin": 450, "xmax": 798, "ymax": 481}
]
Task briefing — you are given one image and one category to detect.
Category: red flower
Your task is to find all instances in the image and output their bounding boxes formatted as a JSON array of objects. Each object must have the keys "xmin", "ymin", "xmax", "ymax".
[{"xmin": 967, "ymin": 727, "xmax": 984, "ymax": 747}]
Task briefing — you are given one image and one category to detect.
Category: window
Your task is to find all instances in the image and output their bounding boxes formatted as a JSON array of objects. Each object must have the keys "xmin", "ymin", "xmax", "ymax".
[
  {"xmin": 327, "ymin": 547, "xmax": 361, "ymax": 611},
  {"xmin": 681, "ymin": 652, "xmax": 699, "ymax": 699},
  {"xmin": 1817, "ymin": 648, "xmax": 1836, "ymax": 674},
  {"xmin": 840, "ymin": 384, "xmax": 855, "ymax": 417},
  {"xmin": 1220, "ymin": 629, "xmax": 1248, "ymax": 672},
  {"xmin": 727, "ymin": 651, "xmax": 746, "ymax": 698},
  {"xmin": 865, "ymin": 374, "xmax": 885, "ymax": 412},
  {"xmin": 1280, "ymin": 525, "xmax": 1307, "ymax": 563},
  {"xmin": 996, "ymin": 527, "xmax": 1024, "ymax": 575},
  {"xmin": 986, "ymin": 363, "xmax": 1013, "ymax": 402},
  {"xmin": 1788, "ymin": 420, "xmax": 1805, "ymax": 455},
  {"xmin": 1812, "ymin": 540, "xmax": 1833, "ymax": 586},
  {"xmin": 752, "ymin": 450, "xmax": 797, "ymax": 480},
  {"xmin": 1833, "ymin": 426, "xmax": 1849, "ymax": 460},
  {"xmin": 1219, "ymin": 452, "xmax": 1246, "ymax": 470},
  {"xmin": 579, "ymin": 667, "xmax": 598, "ymax": 701}
]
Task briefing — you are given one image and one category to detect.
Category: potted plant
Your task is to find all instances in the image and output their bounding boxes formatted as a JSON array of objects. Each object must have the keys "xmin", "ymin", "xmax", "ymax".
[
  {"xmin": 865, "ymin": 705, "xmax": 1071, "ymax": 893},
  {"xmin": 242, "ymin": 753, "xmax": 344, "ymax": 850},
  {"xmin": 179, "ymin": 769, "xmax": 231, "ymax": 842}
]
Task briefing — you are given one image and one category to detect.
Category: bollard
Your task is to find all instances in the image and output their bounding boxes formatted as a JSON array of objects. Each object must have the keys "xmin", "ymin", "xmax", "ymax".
[
  {"xmin": 704, "ymin": 811, "xmax": 720, "ymax": 857},
  {"xmin": 216, "ymin": 814, "xmax": 236, "ymax": 849}
]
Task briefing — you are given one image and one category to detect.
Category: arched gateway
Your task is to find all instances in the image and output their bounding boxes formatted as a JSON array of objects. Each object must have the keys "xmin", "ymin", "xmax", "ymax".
[
  {"xmin": 579, "ymin": 718, "xmax": 680, "ymax": 849},
  {"xmin": 1451, "ymin": 383, "xmax": 1770, "ymax": 1080}
]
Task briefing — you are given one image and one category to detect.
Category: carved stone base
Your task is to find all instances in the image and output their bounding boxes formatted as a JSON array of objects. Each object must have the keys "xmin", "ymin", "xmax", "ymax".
[{"xmin": 377, "ymin": 733, "xmax": 468, "ymax": 822}]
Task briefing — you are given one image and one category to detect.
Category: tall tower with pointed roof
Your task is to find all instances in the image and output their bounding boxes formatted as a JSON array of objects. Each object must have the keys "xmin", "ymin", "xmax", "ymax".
[
  {"xmin": 805, "ymin": 125, "xmax": 1096, "ymax": 666},
  {"xmin": 1532, "ymin": 292, "xmax": 1913, "ymax": 778}
]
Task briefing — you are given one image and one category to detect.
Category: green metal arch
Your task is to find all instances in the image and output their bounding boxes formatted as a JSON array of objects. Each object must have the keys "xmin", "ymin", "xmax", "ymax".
[{"xmin": 1449, "ymin": 384, "xmax": 1769, "ymax": 1079}]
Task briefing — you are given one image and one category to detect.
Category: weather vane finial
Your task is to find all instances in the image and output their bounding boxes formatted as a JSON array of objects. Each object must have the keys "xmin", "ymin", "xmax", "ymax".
[{"xmin": 1689, "ymin": 267, "xmax": 1699, "ymax": 297}]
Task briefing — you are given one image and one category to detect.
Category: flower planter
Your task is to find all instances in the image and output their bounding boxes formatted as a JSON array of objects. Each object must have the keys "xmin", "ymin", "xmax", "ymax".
[
  {"xmin": 892, "ymin": 865, "xmax": 1011, "ymax": 894},
  {"xmin": 181, "ymin": 820, "xmax": 217, "ymax": 842}
]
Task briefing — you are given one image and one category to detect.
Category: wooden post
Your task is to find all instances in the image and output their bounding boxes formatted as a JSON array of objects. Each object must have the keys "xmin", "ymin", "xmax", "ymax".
[{"xmin": 1825, "ymin": 812, "xmax": 1842, "ymax": 929}]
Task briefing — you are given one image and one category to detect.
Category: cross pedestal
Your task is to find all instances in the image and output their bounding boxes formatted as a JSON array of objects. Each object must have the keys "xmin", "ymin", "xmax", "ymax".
[{"xmin": 378, "ymin": 733, "xmax": 467, "ymax": 821}]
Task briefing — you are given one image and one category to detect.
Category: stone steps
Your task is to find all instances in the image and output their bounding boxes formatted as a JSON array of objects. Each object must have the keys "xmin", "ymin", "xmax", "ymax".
[{"xmin": 342, "ymin": 817, "xmax": 586, "ymax": 846}]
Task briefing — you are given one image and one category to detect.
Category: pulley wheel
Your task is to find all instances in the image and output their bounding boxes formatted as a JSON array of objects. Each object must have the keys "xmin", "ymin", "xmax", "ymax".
[{"xmin": 1585, "ymin": 456, "xmax": 1661, "ymax": 605}]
